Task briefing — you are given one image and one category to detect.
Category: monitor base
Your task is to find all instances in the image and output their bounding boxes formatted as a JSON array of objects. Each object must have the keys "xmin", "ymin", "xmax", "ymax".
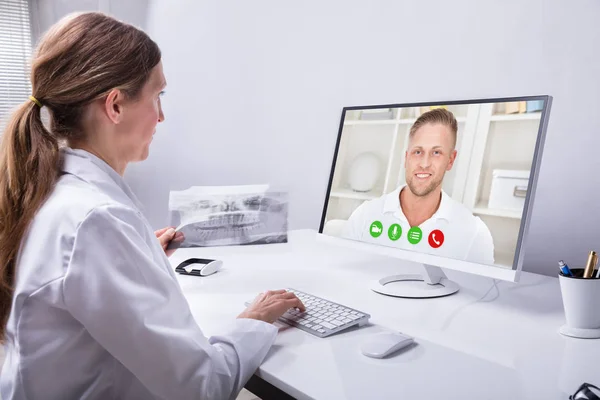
[
  {"xmin": 370, "ymin": 264, "xmax": 460, "ymax": 298},
  {"xmin": 559, "ymin": 325, "xmax": 600, "ymax": 339}
]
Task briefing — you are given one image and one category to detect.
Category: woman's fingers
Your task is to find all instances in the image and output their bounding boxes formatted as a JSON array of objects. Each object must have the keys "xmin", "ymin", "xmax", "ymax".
[
  {"xmin": 286, "ymin": 297, "xmax": 305, "ymax": 312},
  {"xmin": 239, "ymin": 290, "xmax": 306, "ymax": 323},
  {"xmin": 154, "ymin": 227, "xmax": 170, "ymax": 236},
  {"xmin": 173, "ymin": 231, "xmax": 185, "ymax": 241},
  {"xmin": 157, "ymin": 228, "xmax": 176, "ymax": 249}
]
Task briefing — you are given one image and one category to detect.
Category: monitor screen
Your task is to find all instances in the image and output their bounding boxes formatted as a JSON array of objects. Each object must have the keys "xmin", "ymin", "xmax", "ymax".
[{"xmin": 320, "ymin": 96, "xmax": 551, "ymax": 270}]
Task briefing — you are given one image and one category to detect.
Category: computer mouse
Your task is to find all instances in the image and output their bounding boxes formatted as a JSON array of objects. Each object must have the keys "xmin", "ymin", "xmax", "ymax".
[
  {"xmin": 360, "ymin": 331, "xmax": 414, "ymax": 359},
  {"xmin": 177, "ymin": 258, "xmax": 223, "ymax": 276}
]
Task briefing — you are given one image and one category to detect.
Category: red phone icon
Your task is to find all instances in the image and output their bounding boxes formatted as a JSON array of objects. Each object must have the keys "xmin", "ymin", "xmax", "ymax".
[{"xmin": 428, "ymin": 230, "xmax": 444, "ymax": 248}]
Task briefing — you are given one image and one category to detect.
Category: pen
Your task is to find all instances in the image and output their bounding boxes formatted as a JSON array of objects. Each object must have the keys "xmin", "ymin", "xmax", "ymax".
[
  {"xmin": 583, "ymin": 250, "xmax": 598, "ymax": 279},
  {"xmin": 558, "ymin": 260, "xmax": 573, "ymax": 277}
]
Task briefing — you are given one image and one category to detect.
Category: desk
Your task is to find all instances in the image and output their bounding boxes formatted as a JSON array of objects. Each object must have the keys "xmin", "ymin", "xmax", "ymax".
[{"xmin": 170, "ymin": 230, "xmax": 600, "ymax": 400}]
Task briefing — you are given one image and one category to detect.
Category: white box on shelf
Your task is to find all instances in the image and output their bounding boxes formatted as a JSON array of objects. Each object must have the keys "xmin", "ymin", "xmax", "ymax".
[{"xmin": 488, "ymin": 169, "xmax": 530, "ymax": 211}]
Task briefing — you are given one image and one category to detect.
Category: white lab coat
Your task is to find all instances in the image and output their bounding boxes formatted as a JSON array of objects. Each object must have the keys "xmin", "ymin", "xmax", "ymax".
[
  {"xmin": 342, "ymin": 186, "xmax": 495, "ymax": 265},
  {"xmin": 0, "ymin": 148, "xmax": 277, "ymax": 400}
]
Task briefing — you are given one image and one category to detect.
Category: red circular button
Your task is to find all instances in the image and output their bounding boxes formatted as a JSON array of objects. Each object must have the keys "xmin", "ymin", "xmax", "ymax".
[{"xmin": 428, "ymin": 230, "xmax": 444, "ymax": 248}]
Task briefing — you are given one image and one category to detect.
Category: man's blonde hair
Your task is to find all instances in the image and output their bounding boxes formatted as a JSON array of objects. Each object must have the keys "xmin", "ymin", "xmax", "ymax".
[{"xmin": 409, "ymin": 108, "xmax": 458, "ymax": 149}]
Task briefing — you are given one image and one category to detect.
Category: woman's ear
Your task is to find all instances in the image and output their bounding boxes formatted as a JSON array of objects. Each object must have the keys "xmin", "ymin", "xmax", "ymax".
[{"xmin": 104, "ymin": 89, "xmax": 125, "ymax": 124}]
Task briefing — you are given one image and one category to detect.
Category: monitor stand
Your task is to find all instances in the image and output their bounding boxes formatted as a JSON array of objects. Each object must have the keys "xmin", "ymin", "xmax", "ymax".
[{"xmin": 370, "ymin": 264, "xmax": 460, "ymax": 298}]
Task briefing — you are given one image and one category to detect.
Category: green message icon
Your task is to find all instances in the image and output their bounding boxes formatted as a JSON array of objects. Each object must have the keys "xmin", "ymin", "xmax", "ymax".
[
  {"xmin": 388, "ymin": 224, "xmax": 402, "ymax": 241},
  {"xmin": 407, "ymin": 226, "xmax": 423, "ymax": 245},
  {"xmin": 369, "ymin": 221, "xmax": 383, "ymax": 238}
]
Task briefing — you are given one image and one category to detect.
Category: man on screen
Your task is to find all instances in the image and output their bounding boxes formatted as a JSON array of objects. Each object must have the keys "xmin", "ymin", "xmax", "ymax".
[{"xmin": 342, "ymin": 108, "xmax": 495, "ymax": 265}]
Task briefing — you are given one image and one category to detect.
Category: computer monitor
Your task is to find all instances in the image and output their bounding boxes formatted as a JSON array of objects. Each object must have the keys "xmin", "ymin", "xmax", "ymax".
[{"xmin": 319, "ymin": 96, "xmax": 552, "ymax": 298}]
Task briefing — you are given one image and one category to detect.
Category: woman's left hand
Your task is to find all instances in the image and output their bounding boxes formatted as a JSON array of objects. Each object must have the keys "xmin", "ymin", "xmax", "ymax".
[{"xmin": 155, "ymin": 227, "xmax": 184, "ymax": 257}]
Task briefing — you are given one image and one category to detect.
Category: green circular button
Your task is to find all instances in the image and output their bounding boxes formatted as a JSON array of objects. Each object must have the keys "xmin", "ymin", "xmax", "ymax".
[
  {"xmin": 407, "ymin": 226, "xmax": 423, "ymax": 244},
  {"xmin": 369, "ymin": 221, "xmax": 383, "ymax": 238},
  {"xmin": 388, "ymin": 224, "xmax": 402, "ymax": 241}
]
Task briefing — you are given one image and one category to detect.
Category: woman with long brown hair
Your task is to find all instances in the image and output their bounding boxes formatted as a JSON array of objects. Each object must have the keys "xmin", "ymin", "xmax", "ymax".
[{"xmin": 0, "ymin": 12, "xmax": 303, "ymax": 399}]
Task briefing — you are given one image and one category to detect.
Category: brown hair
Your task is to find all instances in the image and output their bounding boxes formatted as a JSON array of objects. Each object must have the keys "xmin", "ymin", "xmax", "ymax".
[
  {"xmin": 409, "ymin": 108, "xmax": 458, "ymax": 149},
  {"xmin": 0, "ymin": 12, "xmax": 161, "ymax": 341}
]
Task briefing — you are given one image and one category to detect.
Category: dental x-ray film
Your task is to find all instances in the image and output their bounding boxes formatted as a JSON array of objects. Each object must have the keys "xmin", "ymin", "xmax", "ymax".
[{"xmin": 167, "ymin": 185, "xmax": 289, "ymax": 248}]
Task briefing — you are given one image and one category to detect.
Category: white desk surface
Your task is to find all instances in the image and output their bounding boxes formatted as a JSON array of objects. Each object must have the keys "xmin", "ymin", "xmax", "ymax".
[{"xmin": 170, "ymin": 230, "xmax": 600, "ymax": 400}]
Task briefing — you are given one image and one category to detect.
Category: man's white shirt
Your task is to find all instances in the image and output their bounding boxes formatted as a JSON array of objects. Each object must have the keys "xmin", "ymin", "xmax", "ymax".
[{"xmin": 342, "ymin": 186, "xmax": 495, "ymax": 265}]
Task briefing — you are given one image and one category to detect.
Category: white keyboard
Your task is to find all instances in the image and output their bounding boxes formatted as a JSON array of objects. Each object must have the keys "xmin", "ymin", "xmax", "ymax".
[{"xmin": 274, "ymin": 288, "xmax": 370, "ymax": 338}]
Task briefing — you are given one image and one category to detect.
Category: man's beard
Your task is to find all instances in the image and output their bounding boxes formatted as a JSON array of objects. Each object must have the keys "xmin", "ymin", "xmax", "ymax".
[{"xmin": 406, "ymin": 173, "xmax": 444, "ymax": 197}]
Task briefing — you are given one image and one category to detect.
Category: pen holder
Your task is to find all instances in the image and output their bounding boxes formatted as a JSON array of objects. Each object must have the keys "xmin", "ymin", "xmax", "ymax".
[{"xmin": 558, "ymin": 269, "xmax": 600, "ymax": 339}]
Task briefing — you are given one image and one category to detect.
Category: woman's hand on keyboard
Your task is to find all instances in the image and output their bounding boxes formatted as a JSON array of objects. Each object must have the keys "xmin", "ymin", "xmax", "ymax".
[{"xmin": 238, "ymin": 290, "xmax": 306, "ymax": 324}]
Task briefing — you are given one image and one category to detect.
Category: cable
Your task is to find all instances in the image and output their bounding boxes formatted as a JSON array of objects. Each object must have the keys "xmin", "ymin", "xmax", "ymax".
[{"xmin": 440, "ymin": 278, "xmax": 501, "ymax": 331}]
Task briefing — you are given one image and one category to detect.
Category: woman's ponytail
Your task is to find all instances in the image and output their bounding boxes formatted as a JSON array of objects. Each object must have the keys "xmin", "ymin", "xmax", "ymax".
[{"xmin": 0, "ymin": 99, "xmax": 59, "ymax": 341}]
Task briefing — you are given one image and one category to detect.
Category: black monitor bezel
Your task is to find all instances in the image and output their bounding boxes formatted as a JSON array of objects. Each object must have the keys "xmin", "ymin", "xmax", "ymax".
[{"xmin": 318, "ymin": 95, "xmax": 553, "ymax": 271}]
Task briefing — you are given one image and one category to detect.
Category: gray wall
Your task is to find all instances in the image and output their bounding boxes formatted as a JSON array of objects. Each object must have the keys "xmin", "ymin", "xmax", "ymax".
[{"xmin": 32, "ymin": 0, "xmax": 600, "ymax": 277}]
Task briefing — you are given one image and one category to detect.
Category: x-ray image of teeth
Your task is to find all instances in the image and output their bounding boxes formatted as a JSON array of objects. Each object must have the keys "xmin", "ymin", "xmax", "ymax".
[{"xmin": 167, "ymin": 185, "xmax": 288, "ymax": 248}]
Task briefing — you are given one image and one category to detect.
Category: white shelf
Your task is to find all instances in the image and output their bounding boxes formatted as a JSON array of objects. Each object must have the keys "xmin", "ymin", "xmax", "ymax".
[
  {"xmin": 490, "ymin": 113, "xmax": 541, "ymax": 122},
  {"xmin": 472, "ymin": 202, "xmax": 523, "ymax": 219},
  {"xmin": 398, "ymin": 118, "xmax": 417, "ymax": 124},
  {"xmin": 344, "ymin": 116, "xmax": 467, "ymax": 126},
  {"xmin": 329, "ymin": 188, "xmax": 379, "ymax": 200},
  {"xmin": 343, "ymin": 120, "xmax": 397, "ymax": 126}
]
